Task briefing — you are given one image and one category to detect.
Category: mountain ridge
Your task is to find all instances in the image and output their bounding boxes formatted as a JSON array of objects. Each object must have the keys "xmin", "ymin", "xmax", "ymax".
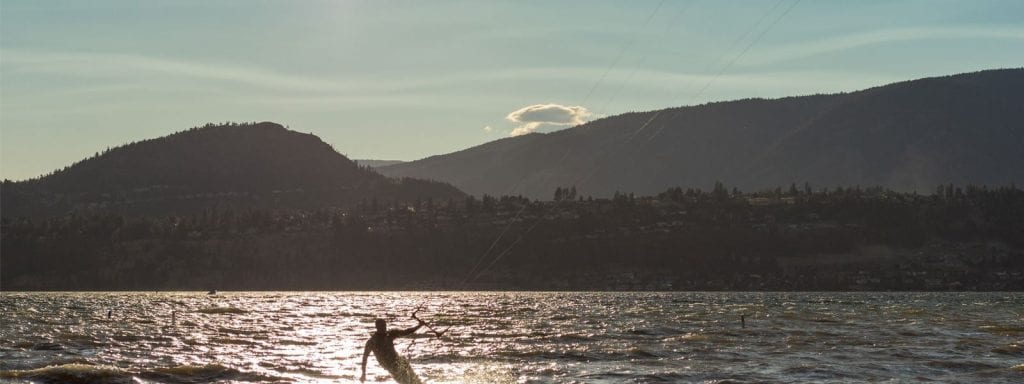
[
  {"xmin": 1, "ymin": 122, "xmax": 464, "ymax": 217},
  {"xmin": 354, "ymin": 159, "xmax": 407, "ymax": 168},
  {"xmin": 379, "ymin": 68, "xmax": 1024, "ymax": 198}
]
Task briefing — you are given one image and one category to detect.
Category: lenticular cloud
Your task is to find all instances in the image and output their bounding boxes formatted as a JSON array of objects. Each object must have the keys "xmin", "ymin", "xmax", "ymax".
[{"xmin": 506, "ymin": 103, "xmax": 591, "ymax": 136}]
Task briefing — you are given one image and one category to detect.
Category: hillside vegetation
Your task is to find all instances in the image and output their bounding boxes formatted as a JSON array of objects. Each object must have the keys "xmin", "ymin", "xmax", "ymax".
[
  {"xmin": 4, "ymin": 184, "xmax": 1021, "ymax": 290},
  {"xmin": 380, "ymin": 69, "xmax": 1024, "ymax": 198},
  {"xmin": 1, "ymin": 122, "xmax": 464, "ymax": 217}
]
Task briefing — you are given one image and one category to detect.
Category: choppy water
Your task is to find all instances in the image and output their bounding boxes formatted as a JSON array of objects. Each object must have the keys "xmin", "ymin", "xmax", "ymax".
[{"xmin": 1, "ymin": 292, "xmax": 1022, "ymax": 383}]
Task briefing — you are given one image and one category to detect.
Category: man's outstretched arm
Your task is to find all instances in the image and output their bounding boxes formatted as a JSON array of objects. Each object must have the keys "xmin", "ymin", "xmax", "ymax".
[
  {"xmin": 360, "ymin": 339, "xmax": 371, "ymax": 382},
  {"xmin": 392, "ymin": 319, "xmax": 425, "ymax": 337}
]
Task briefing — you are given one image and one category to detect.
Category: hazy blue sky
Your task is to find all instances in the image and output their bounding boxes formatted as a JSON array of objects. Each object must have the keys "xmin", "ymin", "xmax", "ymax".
[{"xmin": 2, "ymin": 0, "xmax": 1022, "ymax": 180}]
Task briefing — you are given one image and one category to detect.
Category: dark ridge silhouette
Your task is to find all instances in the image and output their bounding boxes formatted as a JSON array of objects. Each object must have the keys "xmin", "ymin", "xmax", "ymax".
[
  {"xmin": 1, "ymin": 122, "xmax": 464, "ymax": 217},
  {"xmin": 355, "ymin": 159, "xmax": 407, "ymax": 168},
  {"xmin": 378, "ymin": 69, "xmax": 1024, "ymax": 198}
]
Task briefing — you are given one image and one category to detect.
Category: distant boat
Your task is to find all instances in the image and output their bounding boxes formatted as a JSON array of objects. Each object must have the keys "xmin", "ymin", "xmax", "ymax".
[{"xmin": 207, "ymin": 290, "xmax": 217, "ymax": 295}]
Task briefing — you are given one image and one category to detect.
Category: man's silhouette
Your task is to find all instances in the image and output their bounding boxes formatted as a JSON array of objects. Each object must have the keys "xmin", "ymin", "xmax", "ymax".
[{"xmin": 360, "ymin": 318, "xmax": 424, "ymax": 384}]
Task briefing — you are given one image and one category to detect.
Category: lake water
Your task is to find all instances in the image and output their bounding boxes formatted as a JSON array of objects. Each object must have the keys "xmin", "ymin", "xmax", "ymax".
[{"xmin": 1, "ymin": 292, "xmax": 1022, "ymax": 383}]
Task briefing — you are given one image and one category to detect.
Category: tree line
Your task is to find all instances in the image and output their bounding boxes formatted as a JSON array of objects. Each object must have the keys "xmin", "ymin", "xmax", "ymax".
[{"xmin": 2, "ymin": 184, "xmax": 1022, "ymax": 290}]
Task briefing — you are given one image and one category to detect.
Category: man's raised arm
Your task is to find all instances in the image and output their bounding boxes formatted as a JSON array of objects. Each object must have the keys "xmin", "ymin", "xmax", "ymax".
[{"xmin": 392, "ymin": 319, "xmax": 425, "ymax": 337}]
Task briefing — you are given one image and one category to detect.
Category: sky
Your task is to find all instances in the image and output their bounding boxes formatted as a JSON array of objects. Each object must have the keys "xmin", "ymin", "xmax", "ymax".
[{"xmin": 1, "ymin": 0, "xmax": 1023, "ymax": 181}]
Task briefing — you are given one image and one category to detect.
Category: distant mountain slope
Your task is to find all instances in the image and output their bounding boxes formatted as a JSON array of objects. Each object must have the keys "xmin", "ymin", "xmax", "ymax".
[
  {"xmin": 354, "ymin": 159, "xmax": 406, "ymax": 168},
  {"xmin": 380, "ymin": 69, "xmax": 1024, "ymax": 198},
  {"xmin": 1, "ymin": 122, "xmax": 463, "ymax": 217}
]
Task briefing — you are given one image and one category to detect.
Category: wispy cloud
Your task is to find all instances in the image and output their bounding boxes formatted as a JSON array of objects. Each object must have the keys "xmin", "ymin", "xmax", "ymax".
[
  {"xmin": 1, "ymin": 49, "xmax": 332, "ymax": 91},
  {"xmin": 0, "ymin": 49, "xmax": 653, "ymax": 94},
  {"xmin": 743, "ymin": 26, "xmax": 1024, "ymax": 66},
  {"xmin": 1, "ymin": 48, "xmax": 934, "ymax": 122},
  {"xmin": 1, "ymin": 49, "xmax": 899, "ymax": 101},
  {"xmin": 507, "ymin": 103, "xmax": 591, "ymax": 136}
]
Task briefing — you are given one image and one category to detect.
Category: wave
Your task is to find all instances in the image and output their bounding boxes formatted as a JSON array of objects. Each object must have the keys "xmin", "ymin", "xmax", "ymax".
[
  {"xmin": 992, "ymin": 342, "xmax": 1024, "ymax": 356},
  {"xmin": 556, "ymin": 333, "xmax": 596, "ymax": 341},
  {"xmin": 210, "ymin": 336, "xmax": 257, "ymax": 346},
  {"xmin": 197, "ymin": 307, "xmax": 248, "ymax": 314},
  {"xmin": 217, "ymin": 327, "xmax": 265, "ymax": 335},
  {"xmin": 678, "ymin": 332, "xmax": 711, "ymax": 341},
  {"xmin": 628, "ymin": 327, "xmax": 681, "ymax": 337},
  {"xmin": 979, "ymin": 325, "xmax": 1024, "ymax": 335},
  {"xmin": 56, "ymin": 333, "xmax": 101, "ymax": 346},
  {"xmin": 0, "ymin": 363, "xmax": 134, "ymax": 384},
  {"xmin": 0, "ymin": 363, "xmax": 284, "ymax": 384},
  {"xmin": 627, "ymin": 347, "xmax": 662, "ymax": 358},
  {"xmin": 495, "ymin": 350, "xmax": 593, "ymax": 361},
  {"xmin": 276, "ymin": 338, "xmax": 318, "ymax": 346},
  {"xmin": 0, "ymin": 357, "xmax": 94, "ymax": 372},
  {"xmin": 664, "ymin": 332, "xmax": 727, "ymax": 343},
  {"xmin": 925, "ymin": 360, "xmax": 1001, "ymax": 371},
  {"xmin": 304, "ymin": 312, "xmax": 335, "ymax": 318},
  {"xmin": 138, "ymin": 363, "xmax": 281, "ymax": 383},
  {"xmin": 266, "ymin": 364, "xmax": 339, "ymax": 380},
  {"xmin": 468, "ymin": 331, "xmax": 545, "ymax": 339},
  {"xmin": 28, "ymin": 342, "xmax": 63, "ymax": 351},
  {"xmin": 581, "ymin": 371, "xmax": 690, "ymax": 382}
]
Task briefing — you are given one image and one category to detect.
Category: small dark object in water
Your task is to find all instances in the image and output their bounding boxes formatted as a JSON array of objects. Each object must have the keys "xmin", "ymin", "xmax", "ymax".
[
  {"xmin": 107, "ymin": 309, "xmax": 112, "ymax": 319},
  {"xmin": 741, "ymin": 314, "xmax": 746, "ymax": 329}
]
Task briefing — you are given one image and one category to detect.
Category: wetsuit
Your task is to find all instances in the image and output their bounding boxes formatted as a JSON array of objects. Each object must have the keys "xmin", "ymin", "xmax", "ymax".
[{"xmin": 361, "ymin": 324, "xmax": 423, "ymax": 384}]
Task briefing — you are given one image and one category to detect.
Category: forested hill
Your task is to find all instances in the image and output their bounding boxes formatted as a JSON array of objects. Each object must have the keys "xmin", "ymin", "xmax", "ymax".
[
  {"xmin": 379, "ymin": 69, "xmax": 1024, "ymax": 198},
  {"xmin": 1, "ymin": 122, "xmax": 464, "ymax": 217}
]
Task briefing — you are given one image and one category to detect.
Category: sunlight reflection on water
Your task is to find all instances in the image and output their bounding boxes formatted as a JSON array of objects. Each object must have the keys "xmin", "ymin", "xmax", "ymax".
[{"xmin": 1, "ymin": 292, "xmax": 1022, "ymax": 383}]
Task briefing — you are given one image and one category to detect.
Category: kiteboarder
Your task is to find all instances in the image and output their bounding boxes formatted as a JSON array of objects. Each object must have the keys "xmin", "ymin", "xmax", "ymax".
[{"xmin": 360, "ymin": 317, "xmax": 425, "ymax": 384}]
